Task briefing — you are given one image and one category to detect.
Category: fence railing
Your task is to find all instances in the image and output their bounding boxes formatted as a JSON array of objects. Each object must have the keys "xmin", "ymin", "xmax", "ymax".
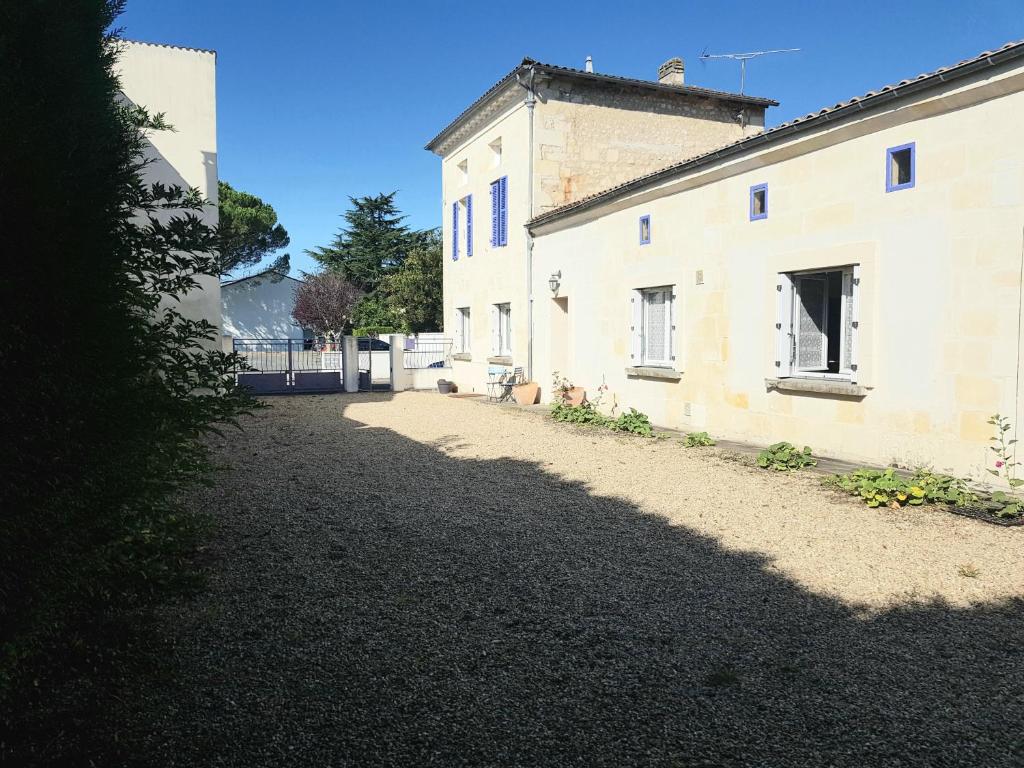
[
  {"xmin": 403, "ymin": 338, "xmax": 452, "ymax": 369},
  {"xmin": 233, "ymin": 338, "xmax": 341, "ymax": 373}
]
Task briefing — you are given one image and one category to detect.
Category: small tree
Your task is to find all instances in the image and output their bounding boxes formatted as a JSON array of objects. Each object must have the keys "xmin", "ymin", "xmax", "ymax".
[
  {"xmin": 292, "ymin": 272, "xmax": 363, "ymax": 341},
  {"xmin": 378, "ymin": 229, "xmax": 442, "ymax": 332}
]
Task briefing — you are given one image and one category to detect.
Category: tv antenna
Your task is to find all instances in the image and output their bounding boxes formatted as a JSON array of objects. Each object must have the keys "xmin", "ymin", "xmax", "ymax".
[{"xmin": 699, "ymin": 47, "xmax": 799, "ymax": 93}]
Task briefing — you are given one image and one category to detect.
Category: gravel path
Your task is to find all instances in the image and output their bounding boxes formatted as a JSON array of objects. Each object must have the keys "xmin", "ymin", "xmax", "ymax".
[{"xmin": 127, "ymin": 392, "xmax": 1024, "ymax": 767}]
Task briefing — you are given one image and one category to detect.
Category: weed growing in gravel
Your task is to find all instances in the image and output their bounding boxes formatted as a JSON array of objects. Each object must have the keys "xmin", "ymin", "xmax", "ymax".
[
  {"xmin": 957, "ymin": 564, "xmax": 981, "ymax": 578},
  {"xmin": 684, "ymin": 431, "xmax": 716, "ymax": 448},
  {"xmin": 756, "ymin": 442, "xmax": 816, "ymax": 471},
  {"xmin": 988, "ymin": 413, "xmax": 1022, "ymax": 488},
  {"xmin": 550, "ymin": 402, "xmax": 608, "ymax": 427},
  {"xmin": 826, "ymin": 468, "xmax": 977, "ymax": 510},
  {"xmin": 608, "ymin": 408, "xmax": 653, "ymax": 437}
]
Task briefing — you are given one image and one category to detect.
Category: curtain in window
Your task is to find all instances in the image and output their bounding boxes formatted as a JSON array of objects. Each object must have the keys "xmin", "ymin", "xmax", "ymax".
[{"xmin": 645, "ymin": 290, "xmax": 667, "ymax": 362}]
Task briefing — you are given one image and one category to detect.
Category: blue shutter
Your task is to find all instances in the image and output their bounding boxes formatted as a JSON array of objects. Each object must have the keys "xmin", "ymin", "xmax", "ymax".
[
  {"xmin": 466, "ymin": 194, "xmax": 473, "ymax": 257},
  {"xmin": 452, "ymin": 201, "xmax": 459, "ymax": 260},
  {"xmin": 498, "ymin": 176, "xmax": 508, "ymax": 246},
  {"xmin": 490, "ymin": 181, "xmax": 499, "ymax": 247}
]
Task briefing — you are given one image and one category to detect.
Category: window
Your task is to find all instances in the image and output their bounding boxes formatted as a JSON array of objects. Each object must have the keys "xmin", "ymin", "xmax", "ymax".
[
  {"xmin": 639, "ymin": 215, "xmax": 651, "ymax": 245},
  {"xmin": 776, "ymin": 266, "xmax": 860, "ymax": 381},
  {"xmin": 453, "ymin": 195, "xmax": 473, "ymax": 259},
  {"xmin": 489, "ymin": 137, "xmax": 502, "ymax": 167},
  {"xmin": 750, "ymin": 183, "xmax": 768, "ymax": 221},
  {"xmin": 490, "ymin": 176, "xmax": 508, "ymax": 247},
  {"xmin": 456, "ymin": 307, "xmax": 471, "ymax": 353},
  {"xmin": 886, "ymin": 142, "xmax": 915, "ymax": 192},
  {"xmin": 630, "ymin": 287, "xmax": 675, "ymax": 368},
  {"xmin": 491, "ymin": 303, "xmax": 511, "ymax": 356},
  {"xmin": 457, "ymin": 159, "xmax": 468, "ymax": 185}
]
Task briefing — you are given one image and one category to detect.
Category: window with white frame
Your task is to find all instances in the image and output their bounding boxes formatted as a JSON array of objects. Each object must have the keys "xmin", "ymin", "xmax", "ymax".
[
  {"xmin": 491, "ymin": 302, "xmax": 512, "ymax": 356},
  {"xmin": 455, "ymin": 307, "xmax": 471, "ymax": 353},
  {"xmin": 630, "ymin": 286, "xmax": 675, "ymax": 368},
  {"xmin": 776, "ymin": 266, "xmax": 860, "ymax": 381}
]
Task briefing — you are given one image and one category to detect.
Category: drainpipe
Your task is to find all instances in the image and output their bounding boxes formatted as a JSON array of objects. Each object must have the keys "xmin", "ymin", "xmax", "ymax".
[{"xmin": 517, "ymin": 65, "xmax": 537, "ymax": 381}]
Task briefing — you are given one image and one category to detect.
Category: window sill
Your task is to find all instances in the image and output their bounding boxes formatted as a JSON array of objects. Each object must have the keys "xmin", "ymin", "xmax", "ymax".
[
  {"xmin": 452, "ymin": 352, "xmax": 472, "ymax": 362},
  {"xmin": 626, "ymin": 366, "xmax": 682, "ymax": 381},
  {"xmin": 765, "ymin": 377, "xmax": 869, "ymax": 397},
  {"xmin": 488, "ymin": 355, "xmax": 513, "ymax": 365}
]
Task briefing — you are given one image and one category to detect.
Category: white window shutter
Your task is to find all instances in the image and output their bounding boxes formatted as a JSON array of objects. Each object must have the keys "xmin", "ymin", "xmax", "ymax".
[
  {"xmin": 629, "ymin": 290, "xmax": 643, "ymax": 364},
  {"xmin": 775, "ymin": 275, "xmax": 794, "ymax": 378},
  {"xmin": 454, "ymin": 311, "xmax": 463, "ymax": 353},
  {"xmin": 506, "ymin": 306, "xmax": 512, "ymax": 353},
  {"xmin": 669, "ymin": 287, "xmax": 677, "ymax": 364},
  {"xmin": 490, "ymin": 305, "xmax": 499, "ymax": 354},
  {"xmin": 850, "ymin": 265, "xmax": 861, "ymax": 383}
]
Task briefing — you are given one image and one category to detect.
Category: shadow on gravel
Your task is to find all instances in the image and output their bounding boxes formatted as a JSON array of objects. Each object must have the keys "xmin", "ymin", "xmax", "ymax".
[{"xmin": 126, "ymin": 395, "xmax": 1024, "ymax": 767}]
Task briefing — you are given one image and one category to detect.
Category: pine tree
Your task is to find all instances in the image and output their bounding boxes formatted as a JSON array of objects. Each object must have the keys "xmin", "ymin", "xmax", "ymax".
[{"xmin": 306, "ymin": 192, "xmax": 417, "ymax": 292}]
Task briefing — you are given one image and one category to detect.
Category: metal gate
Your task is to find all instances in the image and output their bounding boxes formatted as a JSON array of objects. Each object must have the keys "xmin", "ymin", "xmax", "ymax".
[
  {"xmin": 357, "ymin": 336, "xmax": 392, "ymax": 392},
  {"xmin": 233, "ymin": 338, "xmax": 344, "ymax": 395}
]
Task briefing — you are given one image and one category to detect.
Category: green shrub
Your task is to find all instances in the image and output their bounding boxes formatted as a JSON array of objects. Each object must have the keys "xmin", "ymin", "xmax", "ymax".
[
  {"xmin": 756, "ymin": 442, "xmax": 816, "ymax": 471},
  {"xmin": 353, "ymin": 325, "xmax": 397, "ymax": 337},
  {"xmin": 550, "ymin": 402, "xmax": 608, "ymax": 427},
  {"xmin": 609, "ymin": 408, "xmax": 653, "ymax": 437},
  {"xmin": 684, "ymin": 431, "xmax": 716, "ymax": 447},
  {"xmin": 827, "ymin": 467, "xmax": 977, "ymax": 509}
]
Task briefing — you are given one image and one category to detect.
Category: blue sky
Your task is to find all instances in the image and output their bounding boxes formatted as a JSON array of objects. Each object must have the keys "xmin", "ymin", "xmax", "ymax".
[{"xmin": 119, "ymin": 0, "xmax": 1023, "ymax": 277}]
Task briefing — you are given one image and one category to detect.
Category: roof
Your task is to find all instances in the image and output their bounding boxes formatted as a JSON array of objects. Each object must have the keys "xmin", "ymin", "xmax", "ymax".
[
  {"xmin": 529, "ymin": 39, "xmax": 1024, "ymax": 229},
  {"xmin": 121, "ymin": 39, "xmax": 216, "ymax": 57},
  {"xmin": 221, "ymin": 269, "xmax": 301, "ymax": 288},
  {"xmin": 425, "ymin": 57, "xmax": 777, "ymax": 153}
]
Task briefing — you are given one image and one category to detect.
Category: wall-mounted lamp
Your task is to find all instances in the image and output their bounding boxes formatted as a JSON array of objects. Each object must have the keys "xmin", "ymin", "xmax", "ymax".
[{"xmin": 549, "ymin": 270, "xmax": 562, "ymax": 294}]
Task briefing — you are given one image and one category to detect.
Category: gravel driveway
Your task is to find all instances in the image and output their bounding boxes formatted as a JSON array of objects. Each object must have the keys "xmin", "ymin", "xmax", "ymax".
[{"xmin": 126, "ymin": 391, "xmax": 1024, "ymax": 767}]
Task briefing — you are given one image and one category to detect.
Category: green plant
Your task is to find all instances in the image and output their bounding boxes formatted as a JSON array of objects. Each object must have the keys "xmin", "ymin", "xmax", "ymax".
[
  {"xmin": 827, "ymin": 467, "xmax": 977, "ymax": 510},
  {"xmin": 551, "ymin": 371, "xmax": 574, "ymax": 400},
  {"xmin": 550, "ymin": 402, "xmax": 608, "ymax": 427},
  {"xmin": 609, "ymin": 408, "xmax": 653, "ymax": 437},
  {"xmin": 353, "ymin": 325, "xmax": 397, "ymax": 337},
  {"xmin": 684, "ymin": 431, "xmax": 716, "ymax": 447},
  {"xmin": 987, "ymin": 413, "xmax": 1022, "ymax": 488},
  {"xmin": 756, "ymin": 442, "xmax": 816, "ymax": 471},
  {"xmin": 978, "ymin": 490, "xmax": 1023, "ymax": 519}
]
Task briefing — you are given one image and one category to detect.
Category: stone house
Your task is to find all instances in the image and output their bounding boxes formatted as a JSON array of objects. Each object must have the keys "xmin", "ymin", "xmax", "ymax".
[
  {"xmin": 429, "ymin": 41, "xmax": 1024, "ymax": 481},
  {"xmin": 426, "ymin": 56, "xmax": 775, "ymax": 389}
]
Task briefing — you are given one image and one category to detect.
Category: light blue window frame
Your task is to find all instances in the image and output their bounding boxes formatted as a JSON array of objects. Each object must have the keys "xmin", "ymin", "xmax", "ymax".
[
  {"xmin": 639, "ymin": 214, "xmax": 651, "ymax": 245},
  {"xmin": 749, "ymin": 183, "xmax": 768, "ymax": 221},
  {"xmin": 885, "ymin": 142, "xmax": 916, "ymax": 192}
]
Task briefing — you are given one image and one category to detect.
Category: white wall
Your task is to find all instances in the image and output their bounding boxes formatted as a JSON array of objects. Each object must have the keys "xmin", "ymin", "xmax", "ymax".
[
  {"xmin": 222, "ymin": 273, "xmax": 306, "ymax": 340},
  {"xmin": 115, "ymin": 41, "xmax": 220, "ymax": 337}
]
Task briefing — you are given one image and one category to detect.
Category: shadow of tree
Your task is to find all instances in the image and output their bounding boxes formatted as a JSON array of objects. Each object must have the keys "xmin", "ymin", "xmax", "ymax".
[{"xmin": 127, "ymin": 395, "xmax": 1023, "ymax": 767}]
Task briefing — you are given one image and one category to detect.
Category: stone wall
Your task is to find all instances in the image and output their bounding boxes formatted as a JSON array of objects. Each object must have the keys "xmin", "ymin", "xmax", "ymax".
[{"xmin": 534, "ymin": 76, "xmax": 765, "ymax": 211}]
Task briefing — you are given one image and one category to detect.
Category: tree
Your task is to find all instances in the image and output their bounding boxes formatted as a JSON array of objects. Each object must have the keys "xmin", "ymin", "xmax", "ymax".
[
  {"xmin": 378, "ymin": 228, "xmax": 443, "ymax": 332},
  {"xmin": 291, "ymin": 272, "xmax": 364, "ymax": 339},
  {"xmin": 1, "ymin": 2, "xmax": 256, "ymax": 755},
  {"xmin": 217, "ymin": 180, "xmax": 290, "ymax": 276},
  {"xmin": 306, "ymin": 192, "xmax": 418, "ymax": 292}
]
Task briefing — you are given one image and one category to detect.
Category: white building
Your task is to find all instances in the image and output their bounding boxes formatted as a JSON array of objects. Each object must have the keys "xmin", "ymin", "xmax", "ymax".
[
  {"xmin": 115, "ymin": 39, "xmax": 221, "ymax": 336},
  {"xmin": 221, "ymin": 270, "xmax": 308, "ymax": 342}
]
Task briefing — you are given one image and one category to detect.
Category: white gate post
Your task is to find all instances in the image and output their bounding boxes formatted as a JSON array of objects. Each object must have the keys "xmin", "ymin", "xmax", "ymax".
[
  {"xmin": 342, "ymin": 335, "xmax": 359, "ymax": 393},
  {"xmin": 389, "ymin": 334, "xmax": 407, "ymax": 392}
]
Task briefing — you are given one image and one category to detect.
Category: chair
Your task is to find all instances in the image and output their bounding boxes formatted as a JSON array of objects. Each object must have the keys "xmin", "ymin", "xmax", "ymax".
[{"xmin": 486, "ymin": 366, "xmax": 523, "ymax": 402}]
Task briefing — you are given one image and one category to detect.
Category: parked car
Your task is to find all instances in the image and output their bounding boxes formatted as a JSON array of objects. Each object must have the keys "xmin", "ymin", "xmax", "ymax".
[{"xmin": 357, "ymin": 338, "xmax": 391, "ymax": 352}]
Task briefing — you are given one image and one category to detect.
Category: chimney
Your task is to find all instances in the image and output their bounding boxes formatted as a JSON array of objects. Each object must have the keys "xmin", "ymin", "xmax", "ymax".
[
  {"xmin": 658, "ymin": 57, "xmax": 685, "ymax": 86},
  {"xmin": 585, "ymin": 55, "xmax": 593, "ymax": 73}
]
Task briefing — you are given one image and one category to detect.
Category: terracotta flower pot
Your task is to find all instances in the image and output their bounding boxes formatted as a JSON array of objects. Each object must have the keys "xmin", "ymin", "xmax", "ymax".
[
  {"xmin": 512, "ymin": 381, "xmax": 540, "ymax": 405},
  {"xmin": 561, "ymin": 386, "xmax": 586, "ymax": 406}
]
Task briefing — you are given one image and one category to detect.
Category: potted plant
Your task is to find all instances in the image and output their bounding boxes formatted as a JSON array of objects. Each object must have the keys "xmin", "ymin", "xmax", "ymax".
[
  {"xmin": 552, "ymin": 371, "xmax": 585, "ymax": 406},
  {"xmin": 512, "ymin": 380, "xmax": 540, "ymax": 405}
]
